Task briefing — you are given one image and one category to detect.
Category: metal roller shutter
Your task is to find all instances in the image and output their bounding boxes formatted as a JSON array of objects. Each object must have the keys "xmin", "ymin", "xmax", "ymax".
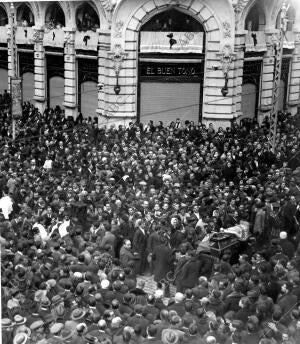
[
  {"xmin": 49, "ymin": 76, "xmax": 64, "ymax": 108},
  {"xmin": 140, "ymin": 82, "xmax": 200, "ymax": 125},
  {"xmin": 241, "ymin": 83, "xmax": 257, "ymax": 119},
  {"xmin": 22, "ymin": 72, "xmax": 34, "ymax": 102},
  {"xmin": 0, "ymin": 68, "xmax": 8, "ymax": 94},
  {"xmin": 80, "ymin": 81, "xmax": 97, "ymax": 118}
]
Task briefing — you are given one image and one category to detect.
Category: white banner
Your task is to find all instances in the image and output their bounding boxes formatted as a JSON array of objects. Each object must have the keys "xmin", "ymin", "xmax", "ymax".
[
  {"xmin": 75, "ymin": 30, "xmax": 98, "ymax": 51},
  {"xmin": 283, "ymin": 31, "xmax": 295, "ymax": 49},
  {"xmin": 140, "ymin": 31, "xmax": 204, "ymax": 53},
  {"xmin": 0, "ymin": 26, "xmax": 7, "ymax": 43},
  {"xmin": 16, "ymin": 27, "xmax": 34, "ymax": 45},
  {"xmin": 43, "ymin": 28, "xmax": 64, "ymax": 48},
  {"xmin": 245, "ymin": 31, "xmax": 267, "ymax": 52}
]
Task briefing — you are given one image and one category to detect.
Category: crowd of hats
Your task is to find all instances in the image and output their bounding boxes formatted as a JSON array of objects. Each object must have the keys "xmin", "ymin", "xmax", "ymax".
[{"xmin": 1, "ymin": 102, "xmax": 300, "ymax": 344}]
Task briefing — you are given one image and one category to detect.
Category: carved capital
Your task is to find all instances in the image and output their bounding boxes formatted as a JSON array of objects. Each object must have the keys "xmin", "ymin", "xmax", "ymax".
[{"xmin": 32, "ymin": 28, "xmax": 44, "ymax": 44}]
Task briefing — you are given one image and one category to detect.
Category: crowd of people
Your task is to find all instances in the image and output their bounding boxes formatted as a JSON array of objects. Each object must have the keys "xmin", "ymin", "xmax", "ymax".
[{"xmin": 1, "ymin": 99, "xmax": 300, "ymax": 344}]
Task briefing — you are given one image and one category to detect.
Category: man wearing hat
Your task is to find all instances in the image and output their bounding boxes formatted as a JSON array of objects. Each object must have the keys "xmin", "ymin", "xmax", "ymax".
[
  {"xmin": 65, "ymin": 308, "xmax": 87, "ymax": 333},
  {"xmin": 48, "ymin": 322, "xmax": 64, "ymax": 343},
  {"xmin": 161, "ymin": 328, "xmax": 180, "ymax": 344},
  {"xmin": 13, "ymin": 333, "xmax": 29, "ymax": 344},
  {"xmin": 30, "ymin": 319, "xmax": 45, "ymax": 342},
  {"xmin": 2, "ymin": 318, "xmax": 14, "ymax": 344}
]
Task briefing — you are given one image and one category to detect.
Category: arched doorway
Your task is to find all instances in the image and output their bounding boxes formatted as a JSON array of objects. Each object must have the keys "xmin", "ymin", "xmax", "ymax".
[{"xmin": 138, "ymin": 9, "xmax": 205, "ymax": 125}]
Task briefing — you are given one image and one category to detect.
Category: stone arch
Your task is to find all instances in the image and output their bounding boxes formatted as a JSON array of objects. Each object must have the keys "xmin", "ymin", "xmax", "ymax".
[
  {"xmin": 75, "ymin": 1, "xmax": 101, "ymax": 31},
  {"xmin": 119, "ymin": 0, "xmax": 224, "ymax": 57},
  {"xmin": 125, "ymin": 1, "xmax": 221, "ymax": 39},
  {"xmin": 90, "ymin": 0, "xmax": 107, "ymax": 28},
  {"xmin": 16, "ymin": 2, "xmax": 35, "ymax": 27},
  {"xmin": 44, "ymin": 2, "xmax": 67, "ymax": 27},
  {"xmin": 239, "ymin": 0, "xmax": 267, "ymax": 31},
  {"xmin": 0, "ymin": 3, "xmax": 9, "ymax": 26},
  {"xmin": 108, "ymin": 0, "xmax": 233, "ymax": 122}
]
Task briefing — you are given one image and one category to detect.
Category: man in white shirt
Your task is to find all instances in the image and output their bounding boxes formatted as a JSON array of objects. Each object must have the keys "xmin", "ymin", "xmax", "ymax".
[{"xmin": 0, "ymin": 188, "xmax": 13, "ymax": 220}]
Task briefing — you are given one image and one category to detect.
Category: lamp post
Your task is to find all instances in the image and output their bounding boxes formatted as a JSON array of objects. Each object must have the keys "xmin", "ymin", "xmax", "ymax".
[
  {"xmin": 109, "ymin": 44, "xmax": 127, "ymax": 95},
  {"xmin": 9, "ymin": 2, "xmax": 20, "ymax": 141}
]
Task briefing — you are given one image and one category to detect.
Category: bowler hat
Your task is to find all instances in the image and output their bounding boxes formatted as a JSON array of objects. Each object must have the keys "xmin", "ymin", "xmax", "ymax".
[{"xmin": 71, "ymin": 308, "xmax": 86, "ymax": 321}]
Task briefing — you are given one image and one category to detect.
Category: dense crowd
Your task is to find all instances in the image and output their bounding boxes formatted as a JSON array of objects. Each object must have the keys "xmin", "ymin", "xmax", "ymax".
[{"xmin": 1, "ymin": 100, "xmax": 300, "ymax": 344}]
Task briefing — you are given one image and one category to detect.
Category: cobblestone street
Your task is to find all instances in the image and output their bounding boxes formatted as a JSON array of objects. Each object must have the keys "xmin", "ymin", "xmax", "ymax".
[{"xmin": 137, "ymin": 274, "xmax": 176, "ymax": 300}]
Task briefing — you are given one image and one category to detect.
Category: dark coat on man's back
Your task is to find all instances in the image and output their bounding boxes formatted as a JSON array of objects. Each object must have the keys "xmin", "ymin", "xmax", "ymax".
[{"xmin": 152, "ymin": 244, "xmax": 173, "ymax": 283}]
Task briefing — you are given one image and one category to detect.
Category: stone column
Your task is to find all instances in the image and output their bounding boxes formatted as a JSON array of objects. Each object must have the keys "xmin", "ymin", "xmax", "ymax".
[
  {"xmin": 233, "ymin": 30, "xmax": 247, "ymax": 119},
  {"xmin": 32, "ymin": 26, "xmax": 46, "ymax": 112},
  {"xmin": 97, "ymin": 29, "xmax": 110, "ymax": 118},
  {"xmin": 287, "ymin": 30, "xmax": 300, "ymax": 115},
  {"xmin": 63, "ymin": 28, "xmax": 77, "ymax": 118},
  {"xmin": 259, "ymin": 30, "xmax": 278, "ymax": 116}
]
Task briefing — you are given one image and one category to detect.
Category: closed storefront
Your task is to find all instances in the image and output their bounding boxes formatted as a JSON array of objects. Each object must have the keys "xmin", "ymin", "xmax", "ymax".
[
  {"xmin": 78, "ymin": 58, "xmax": 97, "ymax": 118},
  {"xmin": 242, "ymin": 59, "xmax": 262, "ymax": 119},
  {"xmin": 139, "ymin": 62, "xmax": 202, "ymax": 124},
  {"xmin": 138, "ymin": 9, "xmax": 205, "ymax": 124},
  {"xmin": 19, "ymin": 52, "xmax": 34, "ymax": 102},
  {"xmin": 46, "ymin": 54, "xmax": 64, "ymax": 109},
  {"xmin": 0, "ymin": 50, "xmax": 8, "ymax": 94}
]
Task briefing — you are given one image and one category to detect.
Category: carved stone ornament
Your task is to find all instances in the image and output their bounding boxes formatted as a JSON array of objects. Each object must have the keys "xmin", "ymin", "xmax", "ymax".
[
  {"xmin": 65, "ymin": 32, "xmax": 72, "ymax": 44},
  {"xmin": 114, "ymin": 20, "xmax": 124, "ymax": 38},
  {"xmin": 232, "ymin": 0, "xmax": 249, "ymax": 14},
  {"xmin": 219, "ymin": 44, "xmax": 234, "ymax": 75},
  {"xmin": 222, "ymin": 21, "xmax": 231, "ymax": 38},
  {"xmin": 110, "ymin": 44, "xmax": 127, "ymax": 76},
  {"xmin": 32, "ymin": 29, "xmax": 43, "ymax": 44},
  {"xmin": 232, "ymin": 0, "xmax": 249, "ymax": 29},
  {"xmin": 100, "ymin": 0, "xmax": 118, "ymax": 13}
]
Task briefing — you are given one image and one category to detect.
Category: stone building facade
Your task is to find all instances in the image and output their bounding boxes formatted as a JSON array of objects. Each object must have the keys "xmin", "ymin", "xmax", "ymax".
[{"xmin": 0, "ymin": 0, "xmax": 299, "ymax": 127}]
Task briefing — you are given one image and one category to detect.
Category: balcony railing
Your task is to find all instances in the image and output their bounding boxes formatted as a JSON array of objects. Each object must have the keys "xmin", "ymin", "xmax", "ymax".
[
  {"xmin": 0, "ymin": 26, "xmax": 8, "ymax": 43},
  {"xmin": 140, "ymin": 31, "xmax": 204, "ymax": 54},
  {"xmin": 16, "ymin": 27, "xmax": 34, "ymax": 45},
  {"xmin": 245, "ymin": 31, "xmax": 267, "ymax": 52},
  {"xmin": 43, "ymin": 28, "xmax": 64, "ymax": 48}
]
